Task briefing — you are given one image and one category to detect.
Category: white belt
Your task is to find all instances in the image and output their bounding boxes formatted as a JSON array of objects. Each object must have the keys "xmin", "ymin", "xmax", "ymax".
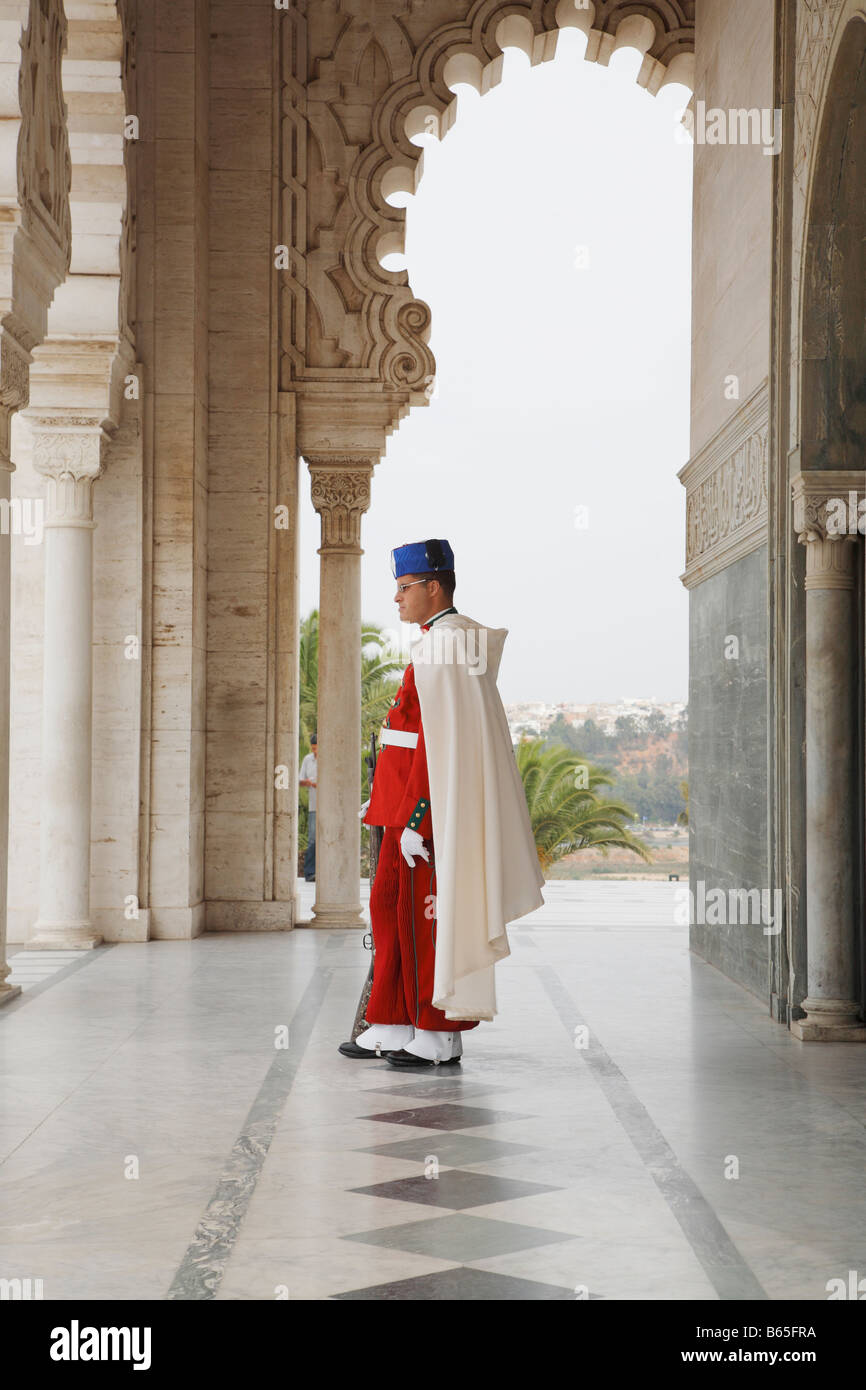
[{"xmin": 380, "ymin": 728, "xmax": 418, "ymax": 749}]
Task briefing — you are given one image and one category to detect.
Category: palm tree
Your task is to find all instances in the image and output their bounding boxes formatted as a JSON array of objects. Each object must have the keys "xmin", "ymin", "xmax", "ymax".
[
  {"xmin": 360, "ymin": 623, "xmax": 405, "ymax": 788},
  {"xmin": 516, "ymin": 738, "xmax": 653, "ymax": 874},
  {"xmin": 299, "ymin": 610, "xmax": 404, "ymax": 758},
  {"xmin": 298, "ymin": 610, "xmax": 319, "ymax": 754}
]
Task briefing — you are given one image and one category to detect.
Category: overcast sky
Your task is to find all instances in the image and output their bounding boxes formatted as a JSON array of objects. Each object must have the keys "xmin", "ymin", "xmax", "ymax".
[{"xmin": 299, "ymin": 30, "xmax": 694, "ymax": 705}]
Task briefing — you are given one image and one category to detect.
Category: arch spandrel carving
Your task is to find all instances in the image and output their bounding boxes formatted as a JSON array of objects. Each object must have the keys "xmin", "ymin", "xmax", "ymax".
[
  {"xmin": 284, "ymin": 0, "xmax": 695, "ymax": 449},
  {"xmin": 792, "ymin": 0, "xmax": 857, "ymax": 453},
  {"xmin": 27, "ymin": 0, "xmax": 135, "ymax": 443},
  {"xmin": 17, "ymin": 0, "xmax": 72, "ymax": 274},
  {"xmin": 116, "ymin": 0, "xmax": 137, "ymax": 350},
  {"xmin": 0, "ymin": 0, "xmax": 71, "ymax": 365}
]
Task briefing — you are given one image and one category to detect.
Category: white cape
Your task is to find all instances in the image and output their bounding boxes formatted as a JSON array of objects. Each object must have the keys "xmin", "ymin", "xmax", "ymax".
[{"xmin": 412, "ymin": 613, "xmax": 545, "ymax": 1021}]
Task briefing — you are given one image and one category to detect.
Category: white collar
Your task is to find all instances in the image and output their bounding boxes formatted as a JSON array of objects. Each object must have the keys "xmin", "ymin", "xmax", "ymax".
[{"xmin": 423, "ymin": 606, "xmax": 456, "ymax": 628}]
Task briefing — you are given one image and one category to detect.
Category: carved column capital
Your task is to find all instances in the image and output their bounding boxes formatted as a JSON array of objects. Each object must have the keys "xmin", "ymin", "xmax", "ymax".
[
  {"xmin": 798, "ymin": 531, "xmax": 859, "ymax": 590},
  {"xmin": 28, "ymin": 418, "xmax": 108, "ymax": 526},
  {"xmin": 307, "ymin": 457, "xmax": 375, "ymax": 555},
  {"xmin": 792, "ymin": 469, "xmax": 866, "ymax": 539},
  {"xmin": 792, "ymin": 470, "xmax": 864, "ymax": 590}
]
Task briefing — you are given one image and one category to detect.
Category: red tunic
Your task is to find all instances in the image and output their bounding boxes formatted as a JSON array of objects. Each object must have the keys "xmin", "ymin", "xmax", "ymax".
[
  {"xmin": 362, "ymin": 609, "xmax": 479, "ymax": 1033},
  {"xmin": 363, "ymin": 659, "xmax": 432, "ymax": 837}
]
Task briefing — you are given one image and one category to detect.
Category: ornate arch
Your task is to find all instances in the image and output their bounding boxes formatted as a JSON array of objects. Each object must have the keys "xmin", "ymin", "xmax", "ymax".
[
  {"xmin": 792, "ymin": 0, "xmax": 861, "ymax": 455},
  {"xmin": 25, "ymin": 0, "xmax": 135, "ymax": 459},
  {"xmin": 283, "ymin": 0, "xmax": 695, "ymax": 447},
  {"xmin": 799, "ymin": 10, "xmax": 866, "ymax": 470},
  {"xmin": 0, "ymin": 0, "xmax": 71, "ymax": 379}
]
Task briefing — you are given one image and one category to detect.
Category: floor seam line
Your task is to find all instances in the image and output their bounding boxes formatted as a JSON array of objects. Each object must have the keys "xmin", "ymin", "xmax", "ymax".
[
  {"xmin": 165, "ymin": 956, "xmax": 334, "ymax": 1300},
  {"xmin": 530, "ymin": 953, "xmax": 769, "ymax": 1301}
]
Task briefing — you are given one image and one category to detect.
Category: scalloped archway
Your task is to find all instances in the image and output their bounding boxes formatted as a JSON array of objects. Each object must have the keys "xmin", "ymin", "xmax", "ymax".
[{"xmin": 284, "ymin": 0, "xmax": 695, "ymax": 450}]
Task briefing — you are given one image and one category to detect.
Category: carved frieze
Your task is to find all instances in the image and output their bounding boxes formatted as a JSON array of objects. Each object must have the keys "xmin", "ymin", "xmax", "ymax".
[{"xmin": 679, "ymin": 383, "xmax": 770, "ymax": 588}]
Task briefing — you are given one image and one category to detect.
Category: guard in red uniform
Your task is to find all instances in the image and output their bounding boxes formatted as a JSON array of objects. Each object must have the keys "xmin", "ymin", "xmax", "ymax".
[{"xmin": 338, "ymin": 539, "xmax": 479, "ymax": 1068}]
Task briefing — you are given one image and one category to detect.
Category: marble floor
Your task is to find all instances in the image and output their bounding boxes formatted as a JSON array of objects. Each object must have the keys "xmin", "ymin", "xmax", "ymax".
[{"xmin": 1, "ymin": 881, "xmax": 865, "ymax": 1300}]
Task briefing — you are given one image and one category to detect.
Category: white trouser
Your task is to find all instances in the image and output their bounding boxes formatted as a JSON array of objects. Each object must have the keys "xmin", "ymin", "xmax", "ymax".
[
  {"xmin": 356, "ymin": 1024, "xmax": 415, "ymax": 1052},
  {"xmin": 405, "ymin": 1029, "xmax": 463, "ymax": 1062}
]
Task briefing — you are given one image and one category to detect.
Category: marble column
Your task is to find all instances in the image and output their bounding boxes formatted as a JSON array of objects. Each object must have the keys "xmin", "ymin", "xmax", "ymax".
[
  {"xmin": 792, "ymin": 475, "xmax": 866, "ymax": 1040},
  {"xmin": 0, "ymin": 1, "xmax": 75, "ymax": 975},
  {"xmin": 306, "ymin": 458, "xmax": 375, "ymax": 928},
  {"xmin": 28, "ymin": 427, "xmax": 106, "ymax": 949},
  {"xmin": 0, "ymin": 403, "xmax": 20, "ymax": 1003}
]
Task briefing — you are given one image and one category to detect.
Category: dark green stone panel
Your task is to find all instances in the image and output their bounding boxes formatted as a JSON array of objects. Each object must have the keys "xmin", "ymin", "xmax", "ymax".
[{"xmin": 689, "ymin": 544, "xmax": 770, "ymax": 1002}]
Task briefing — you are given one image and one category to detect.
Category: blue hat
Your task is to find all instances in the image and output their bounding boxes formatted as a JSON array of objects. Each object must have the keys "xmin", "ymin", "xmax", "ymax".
[{"xmin": 391, "ymin": 538, "xmax": 455, "ymax": 578}]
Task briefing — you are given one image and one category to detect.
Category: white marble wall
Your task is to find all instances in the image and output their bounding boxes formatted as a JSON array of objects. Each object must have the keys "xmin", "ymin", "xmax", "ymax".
[
  {"xmin": 205, "ymin": 0, "xmax": 273, "ymax": 910},
  {"xmin": 139, "ymin": 0, "xmax": 210, "ymax": 939},
  {"xmin": 690, "ymin": 0, "xmax": 775, "ymax": 457},
  {"xmin": 91, "ymin": 397, "xmax": 149, "ymax": 942},
  {"xmin": 205, "ymin": 0, "xmax": 300, "ymax": 930}
]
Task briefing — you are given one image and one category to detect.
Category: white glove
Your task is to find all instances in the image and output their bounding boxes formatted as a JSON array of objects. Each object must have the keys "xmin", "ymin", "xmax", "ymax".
[
  {"xmin": 400, "ymin": 827, "xmax": 430, "ymax": 867},
  {"xmin": 358, "ymin": 799, "xmax": 370, "ymax": 819}
]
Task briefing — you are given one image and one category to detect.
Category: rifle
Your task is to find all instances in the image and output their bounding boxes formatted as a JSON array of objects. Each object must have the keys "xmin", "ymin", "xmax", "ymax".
[{"xmin": 350, "ymin": 731, "xmax": 381, "ymax": 1040}]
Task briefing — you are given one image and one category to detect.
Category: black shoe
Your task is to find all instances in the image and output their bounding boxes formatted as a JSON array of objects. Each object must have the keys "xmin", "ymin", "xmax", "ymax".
[
  {"xmin": 386, "ymin": 1048, "xmax": 462, "ymax": 1068},
  {"xmin": 338, "ymin": 1040, "xmax": 396, "ymax": 1059}
]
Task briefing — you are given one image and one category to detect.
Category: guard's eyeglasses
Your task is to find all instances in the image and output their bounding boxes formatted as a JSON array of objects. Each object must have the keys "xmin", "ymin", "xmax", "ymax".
[{"xmin": 396, "ymin": 578, "xmax": 431, "ymax": 594}]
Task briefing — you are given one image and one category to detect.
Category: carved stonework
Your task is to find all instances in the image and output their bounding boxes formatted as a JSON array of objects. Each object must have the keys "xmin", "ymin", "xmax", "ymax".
[
  {"xmin": 0, "ymin": 331, "xmax": 31, "ymax": 462},
  {"xmin": 117, "ymin": 0, "xmax": 136, "ymax": 343},
  {"xmin": 798, "ymin": 529, "xmax": 859, "ymax": 588},
  {"xmin": 792, "ymin": 468, "xmax": 863, "ymax": 591},
  {"xmin": 790, "ymin": 0, "xmax": 846, "ymax": 446},
  {"xmin": 0, "ymin": 333, "xmax": 31, "ymax": 412},
  {"xmin": 18, "ymin": 0, "xmax": 72, "ymax": 275},
  {"xmin": 792, "ymin": 469, "xmax": 866, "ymax": 536},
  {"xmin": 39, "ymin": 469, "xmax": 98, "ymax": 525},
  {"xmin": 793, "ymin": 0, "xmax": 845, "ymax": 219},
  {"xmin": 31, "ymin": 424, "xmax": 107, "ymax": 523},
  {"xmin": 283, "ymin": 1, "xmax": 695, "ymax": 438},
  {"xmin": 679, "ymin": 383, "xmax": 769, "ymax": 588},
  {"xmin": 308, "ymin": 460, "xmax": 374, "ymax": 553}
]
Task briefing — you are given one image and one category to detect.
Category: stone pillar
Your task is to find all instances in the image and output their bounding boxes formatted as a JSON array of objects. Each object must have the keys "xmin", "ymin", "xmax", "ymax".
[
  {"xmin": 0, "ymin": 0, "xmax": 74, "ymax": 974},
  {"xmin": 792, "ymin": 474, "xmax": 866, "ymax": 1040},
  {"xmin": 275, "ymin": 396, "xmax": 303, "ymax": 918},
  {"xmin": 0, "ymin": 396, "xmax": 21, "ymax": 1003},
  {"xmin": 306, "ymin": 458, "xmax": 375, "ymax": 928},
  {"xmin": 28, "ymin": 427, "xmax": 107, "ymax": 949}
]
